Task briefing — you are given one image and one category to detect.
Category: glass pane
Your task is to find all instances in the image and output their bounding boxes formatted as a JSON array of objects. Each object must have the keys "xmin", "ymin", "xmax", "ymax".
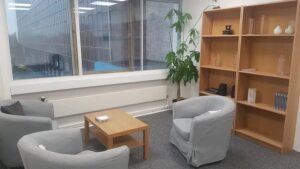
[
  {"xmin": 79, "ymin": 0, "xmax": 141, "ymax": 73},
  {"xmin": 5, "ymin": 0, "xmax": 74, "ymax": 80},
  {"xmin": 143, "ymin": 0, "xmax": 180, "ymax": 70}
]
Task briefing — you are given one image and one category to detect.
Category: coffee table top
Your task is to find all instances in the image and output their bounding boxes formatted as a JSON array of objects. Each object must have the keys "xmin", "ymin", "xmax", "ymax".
[{"xmin": 84, "ymin": 109, "xmax": 148, "ymax": 137}]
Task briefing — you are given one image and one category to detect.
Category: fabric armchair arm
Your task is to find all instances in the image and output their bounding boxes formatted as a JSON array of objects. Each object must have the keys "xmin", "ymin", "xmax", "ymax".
[
  {"xmin": 20, "ymin": 100, "xmax": 55, "ymax": 120},
  {"xmin": 63, "ymin": 146, "xmax": 130, "ymax": 169},
  {"xmin": 173, "ymin": 97, "xmax": 208, "ymax": 119},
  {"xmin": 0, "ymin": 113, "xmax": 53, "ymax": 167},
  {"xmin": 189, "ymin": 108, "xmax": 235, "ymax": 147}
]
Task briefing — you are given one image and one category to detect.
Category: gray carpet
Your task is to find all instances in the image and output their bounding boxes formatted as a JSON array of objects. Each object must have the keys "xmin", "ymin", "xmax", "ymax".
[{"xmin": 3, "ymin": 111, "xmax": 300, "ymax": 169}]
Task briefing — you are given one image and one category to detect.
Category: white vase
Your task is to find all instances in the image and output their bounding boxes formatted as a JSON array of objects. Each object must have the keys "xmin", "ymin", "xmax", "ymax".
[
  {"xmin": 273, "ymin": 25, "xmax": 282, "ymax": 35},
  {"xmin": 277, "ymin": 55, "xmax": 286, "ymax": 76},
  {"xmin": 285, "ymin": 25, "xmax": 294, "ymax": 34},
  {"xmin": 247, "ymin": 88, "xmax": 257, "ymax": 104}
]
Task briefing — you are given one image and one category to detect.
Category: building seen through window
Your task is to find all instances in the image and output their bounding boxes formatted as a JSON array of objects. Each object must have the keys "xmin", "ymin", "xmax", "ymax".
[{"xmin": 5, "ymin": 0, "xmax": 180, "ymax": 80}]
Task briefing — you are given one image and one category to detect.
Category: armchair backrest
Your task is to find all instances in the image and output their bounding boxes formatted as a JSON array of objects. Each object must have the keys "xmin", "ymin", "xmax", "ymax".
[
  {"xmin": 0, "ymin": 99, "xmax": 55, "ymax": 119},
  {"xmin": 0, "ymin": 99, "xmax": 54, "ymax": 167},
  {"xmin": 173, "ymin": 97, "xmax": 207, "ymax": 119},
  {"xmin": 18, "ymin": 129, "xmax": 130, "ymax": 169},
  {"xmin": 173, "ymin": 96, "xmax": 232, "ymax": 119}
]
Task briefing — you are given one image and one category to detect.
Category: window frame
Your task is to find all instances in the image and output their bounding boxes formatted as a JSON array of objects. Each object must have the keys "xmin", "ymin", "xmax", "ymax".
[{"xmin": 10, "ymin": 69, "xmax": 167, "ymax": 95}]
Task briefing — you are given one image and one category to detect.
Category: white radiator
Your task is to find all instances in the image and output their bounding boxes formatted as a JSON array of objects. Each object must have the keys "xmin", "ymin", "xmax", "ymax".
[{"xmin": 49, "ymin": 85, "xmax": 167, "ymax": 118}]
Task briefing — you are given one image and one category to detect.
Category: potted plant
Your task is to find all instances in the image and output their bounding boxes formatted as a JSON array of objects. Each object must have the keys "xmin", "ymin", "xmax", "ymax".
[
  {"xmin": 165, "ymin": 2, "xmax": 220, "ymax": 102},
  {"xmin": 165, "ymin": 9, "xmax": 200, "ymax": 102}
]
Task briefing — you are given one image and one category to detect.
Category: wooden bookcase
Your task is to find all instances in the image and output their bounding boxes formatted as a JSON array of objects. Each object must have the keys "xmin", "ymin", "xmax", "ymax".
[{"xmin": 199, "ymin": 0, "xmax": 300, "ymax": 153}]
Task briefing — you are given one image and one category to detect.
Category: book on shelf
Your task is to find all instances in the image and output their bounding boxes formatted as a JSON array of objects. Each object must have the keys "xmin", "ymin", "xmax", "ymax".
[{"xmin": 274, "ymin": 92, "xmax": 288, "ymax": 112}]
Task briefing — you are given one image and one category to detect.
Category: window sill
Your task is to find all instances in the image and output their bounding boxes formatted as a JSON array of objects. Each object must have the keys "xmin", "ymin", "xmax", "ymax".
[{"xmin": 10, "ymin": 69, "xmax": 168, "ymax": 95}]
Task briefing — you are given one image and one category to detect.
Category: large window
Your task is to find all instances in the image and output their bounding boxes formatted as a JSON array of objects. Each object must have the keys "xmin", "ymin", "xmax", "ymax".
[{"xmin": 5, "ymin": 0, "xmax": 181, "ymax": 80}]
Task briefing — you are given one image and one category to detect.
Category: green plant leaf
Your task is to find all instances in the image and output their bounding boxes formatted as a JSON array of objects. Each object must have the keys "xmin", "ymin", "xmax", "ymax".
[
  {"xmin": 165, "ymin": 9, "xmax": 174, "ymax": 20},
  {"xmin": 189, "ymin": 39, "xmax": 196, "ymax": 46},
  {"xmin": 174, "ymin": 9, "xmax": 183, "ymax": 18},
  {"xmin": 190, "ymin": 50, "xmax": 200, "ymax": 62},
  {"xmin": 172, "ymin": 22, "xmax": 182, "ymax": 33},
  {"xmin": 165, "ymin": 51, "xmax": 176, "ymax": 66},
  {"xmin": 183, "ymin": 13, "xmax": 192, "ymax": 24},
  {"xmin": 189, "ymin": 28, "xmax": 198, "ymax": 38},
  {"xmin": 165, "ymin": 8, "xmax": 200, "ymax": 88}
]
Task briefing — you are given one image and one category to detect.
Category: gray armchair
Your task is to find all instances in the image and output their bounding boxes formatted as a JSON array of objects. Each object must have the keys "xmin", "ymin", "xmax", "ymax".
[
  {"xmin": 17, "ymin": 129, "xmax": 130, "ymax": 169},
  {"xmin": 0, "ymin": 100, "xmax": 56, "ymax": 168},
  {"xmin": 170, "ymin": 96, "xmax": 236, "ymax": 167}
]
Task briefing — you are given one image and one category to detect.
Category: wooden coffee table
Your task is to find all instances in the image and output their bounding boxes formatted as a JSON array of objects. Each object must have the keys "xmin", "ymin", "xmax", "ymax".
[{"xmin": 84, "ymin": 109, "xmax": 149, "ymax": 160}]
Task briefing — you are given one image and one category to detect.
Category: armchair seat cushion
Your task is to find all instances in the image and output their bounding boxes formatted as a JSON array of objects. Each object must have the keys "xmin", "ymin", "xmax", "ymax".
[{"xmin": 173, "ymin": 118, "xmax": 192, "ymax": 141}]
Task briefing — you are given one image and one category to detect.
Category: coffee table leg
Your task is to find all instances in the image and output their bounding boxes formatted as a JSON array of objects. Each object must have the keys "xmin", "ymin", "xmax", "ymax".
[
  {"xmin": 143, "ymin": 128, "xmax": 149, "ymax": 160},
  {"xmin": 84, "ymin": 118, "xmax": 90, "ymax": 144},
  {"xmin": 107, "ymin": 137, "xmax": 113, "ymax": 149}
]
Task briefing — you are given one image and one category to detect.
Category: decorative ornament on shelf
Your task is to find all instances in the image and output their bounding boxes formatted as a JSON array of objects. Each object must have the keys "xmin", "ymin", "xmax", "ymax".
[
  {"xmin": 248, "ymin": 18, "xmax": 255, "ymax": 34},
  {"xmin": 247, "ymin": 88, "xmax": 257, "ymax": 104},
  {"xmin": 285, "ymin": 20, "xmax": 295, "ymax": 34},
  {"xmin": 260, "ymin": 15, "xmax": 266, "ymax": 34},
  {"xmin": 273, "ymin": 25, "xmax": 283, "ymax": 35},
  {"xmin": 223, "ymin": 25, "xmax": 234, "ymax": 35},
  {"xmin": 277, "ymin": 55, "xmax": 287, "ymax": 76},
  {"xmin": 217, "ymin": 83, "xmax": 227, "ymax": 96},
  {"xmin": 215, "ymin": 54, "xmax": 221, "ymax": 66},
  {"xmin": 285, "ymin": 25, "xmax": 294, "ymax": 34}
]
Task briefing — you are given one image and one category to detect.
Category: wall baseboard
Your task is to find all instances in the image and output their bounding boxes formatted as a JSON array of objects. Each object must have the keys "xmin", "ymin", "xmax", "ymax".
[{"xmin": 58, "ymin": 105, "xmax": 172, "ymax": 129}]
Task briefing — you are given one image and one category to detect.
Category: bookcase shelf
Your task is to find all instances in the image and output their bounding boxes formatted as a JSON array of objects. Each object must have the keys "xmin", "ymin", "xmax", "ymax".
[
  {"xmin": 201, "ymin": 65, "xmax": 236, "ymax": 72},
  {"xmin": 242, "ymin": 34, "xmax": 294, "ymax": 37},
  {"xmin": 235, "ymin": 128, "xmax": 282, "ymax": 150},
  {"xmin": 200, "ymin": 69, "xmax": 236, "ymax": 99},
  {"xmin": 240, "ymin": 36, "xmax": 293, "ymax": 76},
  {"xmin": 237, "ymin": 100, "xmax": 286, "ymax": 116},
  {"xmin": 242, "ymin": 0, "xmax": 297, "ymax": 35},
  {"xmin": 201, "ymin": 37, "xmax": 238, "ymax": 70},
  {"xmin": 235, "ymin": 105, "xmax": 285, "ymax": 151},
  {"xmin": 202, "ymin": 35, "xmax": 239, "ymax": 38},
  {"xmin": 239, "ymin": 70, "xmax": 290, "ymax": 80},
  {"xmin": 199, "ymin": 0, "xmax": 300, "ymax": 153},
  {"xmin": 199, "ymin": 90, "xmax": 234, "ymax": 100},
  {"xmin": 237, "ymin": 74, "xmax": 289, "ymax": 110},
  {"xmin": 202, "ymin": 7, "xmax": 241, "ymax": 36}
]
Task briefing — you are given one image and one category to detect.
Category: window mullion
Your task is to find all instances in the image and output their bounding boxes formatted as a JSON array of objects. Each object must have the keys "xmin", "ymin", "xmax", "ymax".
[
  {"xmin": 141, "ymin": 0, "xmax": 144, "ymax": 71},
  {"xmin": 73, "ymin": 0, "xmax": 83, "ymax": 75}
]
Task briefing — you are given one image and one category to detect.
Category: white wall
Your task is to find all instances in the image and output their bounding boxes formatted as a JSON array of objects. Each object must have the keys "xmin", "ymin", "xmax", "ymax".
[
  {"xmin": 12, "ymin": 77, "xmax": 169, "ymax": 128},
  {"xmin": 182, "ymin": 0, "xmax": 300, "ymax": 151},
  {"xmin": 294, "ymin": 98, "xmax": 300, "ymax": 151},
  {"xmin": 0, "ymin": 0, "xmax": 12, "ymax": 99}
]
